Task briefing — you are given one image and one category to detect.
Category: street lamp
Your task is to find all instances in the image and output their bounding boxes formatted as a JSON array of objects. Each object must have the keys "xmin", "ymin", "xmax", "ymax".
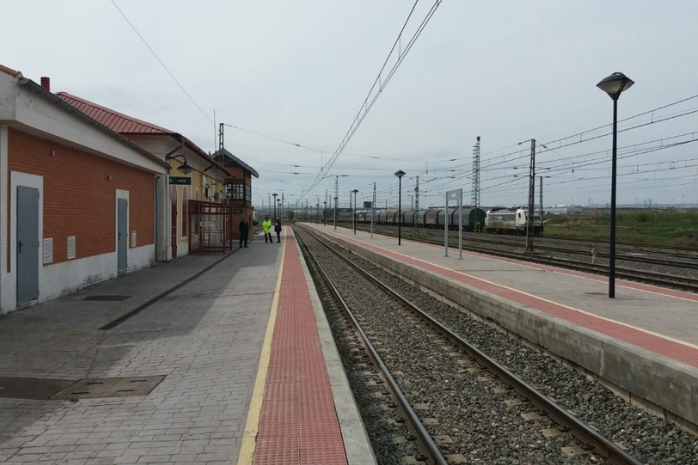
[
  {"xmin": 323, "ymin": 201, "xmax": 327, "ymax": 226},
  {"xmin": 272, "ymin": 193, "xmax": 278, "ymax": 223},
  {"xmin": 352, "ymin": 189, "xmax": 359, "ymax": 234},
  {"xmin": 334, "ymin": 196, "xmax": 338, "ymax": 231},
  {"xmin": 394, "ymin": 170, "xmax": 406, "ymax": 245},
  {"xmin": 165, "ymin": 153, "xmax": 195, "ymax": 175},
  {"xmin": 597, "ymin": 72, "xmax": 634, "ymax": 298}
]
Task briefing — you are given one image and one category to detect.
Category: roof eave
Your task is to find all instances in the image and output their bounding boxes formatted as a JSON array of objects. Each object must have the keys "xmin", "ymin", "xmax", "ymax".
[{"xmin": 18, "ymin": 79, "xmax": 169, "ymax": 170}]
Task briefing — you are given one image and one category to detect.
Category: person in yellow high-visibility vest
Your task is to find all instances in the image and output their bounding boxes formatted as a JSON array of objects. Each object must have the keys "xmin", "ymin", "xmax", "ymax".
[{"xmin": 262, "ymin": 217, "xmax": 273, "ymax": 243}]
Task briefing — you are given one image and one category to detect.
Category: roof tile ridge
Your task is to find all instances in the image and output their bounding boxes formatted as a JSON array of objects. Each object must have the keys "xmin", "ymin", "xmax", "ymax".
[
  {"xmin": 56, "ymin": 91, "xmax": 174, "ymax": 134},
  {"xmin": 0, "ymin": 64, "xmax": 22, "ymax": 78}
]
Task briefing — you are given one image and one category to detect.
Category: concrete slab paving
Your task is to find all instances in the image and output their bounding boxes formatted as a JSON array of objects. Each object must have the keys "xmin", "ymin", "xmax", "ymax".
[{"xmin": 0, "ymin": 236, "xmax": 278, "ymax": 464}]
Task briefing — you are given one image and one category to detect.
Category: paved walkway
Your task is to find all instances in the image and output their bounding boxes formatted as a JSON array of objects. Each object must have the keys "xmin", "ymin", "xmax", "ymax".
[
  {"xmin": 0, "ymin": 236, "xmax": 278, "ymax": 464},
  {"xmin": 0, "ymin": 228, "xmax": 374, "ymax": 465}
]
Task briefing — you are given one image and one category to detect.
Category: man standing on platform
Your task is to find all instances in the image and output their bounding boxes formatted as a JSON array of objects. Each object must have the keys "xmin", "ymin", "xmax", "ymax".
[
  {"xmin": 274, "ymin": 218, "xmax": 282, "ymax": 243},
  {"xmin": 238, "ymin": 216, "xmax": 249, "ymax": 248},
  {"xmin": 262, "ymin": 216, "xmax": 273, "ymax": 243}
]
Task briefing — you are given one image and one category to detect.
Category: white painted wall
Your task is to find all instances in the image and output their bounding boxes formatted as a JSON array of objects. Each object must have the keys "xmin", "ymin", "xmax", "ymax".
[
  {"xmin": 0, "ymin": 126, "xmax": 9, "ymax": 312},
  {"xmin": 39, "ymin": 245, "xmax": 155, "ymax": 303}
]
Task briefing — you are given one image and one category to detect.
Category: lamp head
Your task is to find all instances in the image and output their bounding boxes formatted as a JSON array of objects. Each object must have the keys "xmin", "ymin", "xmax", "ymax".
[
  {"xmin": 394, "ymin": 169, "xmax": 406, "ymax": 179},
  {"xmin": 166, "ymin": 153, "xmax": 194, "ymax": 174},
  {"xmin": 597, "ymin": 72, "xmax": 634, "ymax": 100},
  {"xmin": 177, "ymin": 161, "xmax": 194, "ymax": 174}
]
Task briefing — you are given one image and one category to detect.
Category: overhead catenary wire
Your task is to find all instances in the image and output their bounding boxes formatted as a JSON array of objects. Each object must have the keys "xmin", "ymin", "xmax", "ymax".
[
  {"xmin": 299, "ymin": 0, "xmax": 444, "ymax": 201},
  {"xmin": 110, "ymin": 0, "xmax": 213, "ymax": 125}
]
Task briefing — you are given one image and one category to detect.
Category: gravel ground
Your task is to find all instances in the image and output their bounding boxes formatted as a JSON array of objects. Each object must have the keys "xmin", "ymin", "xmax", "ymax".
[{"xmin": 298, "ymin": 227, "xmax": 698, "ymax": 465}]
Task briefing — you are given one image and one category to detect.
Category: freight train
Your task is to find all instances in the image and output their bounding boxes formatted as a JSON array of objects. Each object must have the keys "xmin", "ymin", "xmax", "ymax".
[
  {"xmin": 331, "ymin": 206, "xmax": 543, "ymax": 235},
  {"xmin": 334, "ymin": 207, "xmax": 487, "ymax": 231}
]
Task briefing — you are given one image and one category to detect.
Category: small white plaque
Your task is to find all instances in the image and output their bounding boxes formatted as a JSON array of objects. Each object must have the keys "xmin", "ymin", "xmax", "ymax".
[
  {"xmin": 67, "ymin": 236, "xmax": 76, "ymax": 260},
  {"xmin": 131, "ymin": 231, "xmax": 137, "ymax": 247},
  {"xmin": 43, "ymin": 238, "xmax": 53, "ymax": 264}
]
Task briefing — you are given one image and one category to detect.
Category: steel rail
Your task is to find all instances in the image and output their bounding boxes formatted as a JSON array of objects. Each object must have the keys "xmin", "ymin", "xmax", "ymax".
[
  {"xmin": 300, "ymin": 224, "xmax": 644, "ymax": 465},
  {"xmin": 296, "ymin": 232, "xmax": 448, "ymax": 465}
]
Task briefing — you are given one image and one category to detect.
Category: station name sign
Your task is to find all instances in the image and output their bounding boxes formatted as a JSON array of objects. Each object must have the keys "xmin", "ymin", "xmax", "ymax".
[{"xmin": 169, "ymin": 177, "xmax": 191, "ymax": 185}]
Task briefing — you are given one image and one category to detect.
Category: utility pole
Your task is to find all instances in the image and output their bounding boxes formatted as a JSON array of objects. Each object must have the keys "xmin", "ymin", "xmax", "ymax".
[
  {"xmin": 471, "ymin": 136, "xmax": 481, "ymax": 207},
  {"xmin": 524, "ymin": 139, "xmax": 546, "ymax": 252},
  {"xmin": 335, "ymin": 176, "xmax": 339, "ymax": 203},
  {"xmin": 526, "ymin": 139, "xmax": 536, "ymax": 252}
]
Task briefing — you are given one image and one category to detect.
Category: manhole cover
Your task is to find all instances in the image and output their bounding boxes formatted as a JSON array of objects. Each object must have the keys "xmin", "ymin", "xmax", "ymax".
[
  {"xmin": 0, "ymin": 377, "xmax": 75, "ymax": 400},
  {"xmin": 51, "ymin": 375, "xmax": 166, "ymax": 400},
  {"xmin": 83, "ymin": 295, "xmax": 131, "ymax": 301}
]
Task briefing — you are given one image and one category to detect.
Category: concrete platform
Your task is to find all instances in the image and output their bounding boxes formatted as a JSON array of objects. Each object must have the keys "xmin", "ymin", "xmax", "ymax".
[
  {"xmin": 306, "ymin": 222, "xmax": 698, "ymax": 429},
  {"xmin": 0, "ymin": 230, "xmax": 374, "ymax": 464}
]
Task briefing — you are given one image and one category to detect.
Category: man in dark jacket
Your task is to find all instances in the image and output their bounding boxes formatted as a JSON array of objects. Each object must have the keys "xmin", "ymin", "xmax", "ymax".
[
  {"xmin": 239, "ymin": 217, "xmax": 249, "ymax": 248},
  {"xmin": 274, "ymin": 219, "xmax": 282, "ymax": 243}
]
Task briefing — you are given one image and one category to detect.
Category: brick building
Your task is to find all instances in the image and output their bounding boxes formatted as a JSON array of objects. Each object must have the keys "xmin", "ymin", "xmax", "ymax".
[
  {"xmin": 0, "ymin": 65, "xmax": 169, "ymax": 314},
  {"xmin": 57, "ymin": 93, "xmax": 233, "ymax": 259}
]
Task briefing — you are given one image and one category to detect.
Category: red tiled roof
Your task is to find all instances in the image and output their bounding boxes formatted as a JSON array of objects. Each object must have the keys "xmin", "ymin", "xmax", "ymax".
[
  {"xmin": 0, "ymin": 64, "xmax": 21, "ymax": 77},
  {"xmin": 56, "ymin": 92, "xmax": 174, "ymax": 135},
  {"xmin": 57, "ymin": 91, "xmax": 232, "ymax": 176}
]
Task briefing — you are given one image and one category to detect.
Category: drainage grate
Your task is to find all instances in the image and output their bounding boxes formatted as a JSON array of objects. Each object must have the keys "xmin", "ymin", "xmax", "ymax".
[
  {"xmin": 0, "ymin": 376, "xmax": 166, "ymax": 400},
  {"xmin": 51, "ymin": 375, "xmax": 166, "ymax": 400},
  {"xmin": 83, "ymin": 295, "xmax": 131, "ymax": 301},
  {"xmin": 0, "ymin": 377, "xmax": 75, "ymax": 400}
]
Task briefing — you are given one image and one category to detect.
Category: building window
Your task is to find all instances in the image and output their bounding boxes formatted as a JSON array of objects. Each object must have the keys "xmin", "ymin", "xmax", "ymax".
[
  {"xmin": 226, "ymin": 180, "xmax": 245, "ymax": 201},
  {"xmin": 182, "ymin": 187, "xmax": 188, "ymax": 238}
]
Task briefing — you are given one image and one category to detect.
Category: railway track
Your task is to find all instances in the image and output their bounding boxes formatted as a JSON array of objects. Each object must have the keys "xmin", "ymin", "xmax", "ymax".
[
  {"xmin": 297, "ymin": 226, "xmax": 648, "ymax": 465},
  {"xmin": 340, "ymin": 223, "xmax": 698, "ymax": 293}
]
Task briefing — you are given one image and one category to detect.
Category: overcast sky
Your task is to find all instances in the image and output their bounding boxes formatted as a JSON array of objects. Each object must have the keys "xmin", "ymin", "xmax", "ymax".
[{"xmin": 4, "ymin": 1, "xmax": 698, "ymax": 210}]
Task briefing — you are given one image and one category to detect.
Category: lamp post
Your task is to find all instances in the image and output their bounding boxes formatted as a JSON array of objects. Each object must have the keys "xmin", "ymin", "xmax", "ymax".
[
  {"xmin": 394, "ymin": 170, "xmax": 406, "ymax": 245},
  {"xmin": 334, "ymin": 196, "xmax": 338, "ymax": 231},
  {"xmin": 323, "ymin": 201, "xmax": 327, "ymax": 226},
  {"xmin": 597, "ymin": 72, "xmax": 634, "ymax": 299},
  {"xmin": 272, "ymin": 193, "xmax": 278, "ymax": 223},
  {"xmin": 352, "ymin": 189, "xmax": 359, "ymax": 234}
]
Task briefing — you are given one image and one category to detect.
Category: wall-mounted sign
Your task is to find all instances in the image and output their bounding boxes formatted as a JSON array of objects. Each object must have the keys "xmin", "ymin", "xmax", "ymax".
[
  {"xmin": 169, "ymin": 177, "xmax": 191, "ymax": 185},
  {"xmin": 43, "ymin": 238, "xmax": 53, "ymax": 264},
  {"xmin": 67, "ymin": 236, "xmax": 76, "ymax": 260}
]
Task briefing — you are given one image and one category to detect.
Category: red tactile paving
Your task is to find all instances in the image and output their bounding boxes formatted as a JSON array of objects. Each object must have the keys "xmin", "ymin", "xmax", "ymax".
[
  {"xmin": 254, "ymin": 229, "xmax": 348, "ymax": 465},
  {"xmin": 332, "ymin": 231, "xmax": 698, "ymax": 369}
]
